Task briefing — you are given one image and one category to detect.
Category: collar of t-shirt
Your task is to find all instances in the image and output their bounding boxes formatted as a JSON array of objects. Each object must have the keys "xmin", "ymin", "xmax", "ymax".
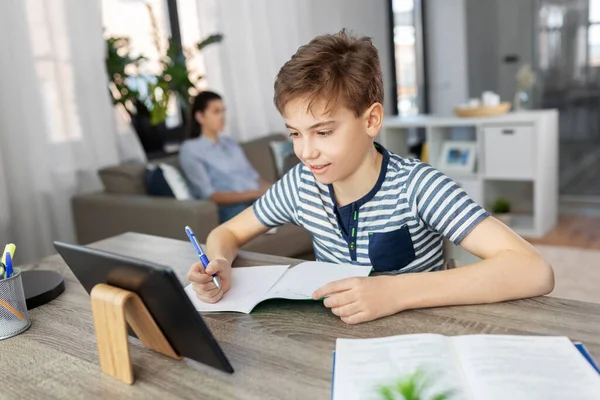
[{"xmin": 329, "ymin": 143, "xmax": 389, "ymax": 239}]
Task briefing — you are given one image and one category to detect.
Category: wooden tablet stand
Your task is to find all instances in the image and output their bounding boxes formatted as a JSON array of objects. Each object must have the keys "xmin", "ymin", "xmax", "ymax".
[{"xmin": 90, "ymin": 284, "xmax": 182, "ymax": 384}]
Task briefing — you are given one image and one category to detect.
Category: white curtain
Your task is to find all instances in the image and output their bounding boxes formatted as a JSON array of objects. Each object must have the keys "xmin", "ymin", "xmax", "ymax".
[
  {"xmin": 0, "ymin": 0, "xmax": 146, "ymax": 264},
  {"xmin": 194, "ymin": 0, "xmax": 391, "ymax": 142}
]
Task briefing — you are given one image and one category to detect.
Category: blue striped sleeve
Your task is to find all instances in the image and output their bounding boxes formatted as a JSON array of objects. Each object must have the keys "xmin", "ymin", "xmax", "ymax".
[
  {"xmin": 252, "ymin": 163, "xmax": 301, "ymax": 227},
  {"xmin": 407, "ymin": 163, "xmax": 490, "ymax": 244}
]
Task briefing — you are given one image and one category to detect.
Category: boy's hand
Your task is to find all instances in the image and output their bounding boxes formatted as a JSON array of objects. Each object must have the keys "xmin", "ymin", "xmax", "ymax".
[
  {"xmin": 187, "ymin": 258, "xmax": 232, "ymax": 303},
  {"xmin": 312, "ymin": 276, "xmax": 404, "ymax": 324}
]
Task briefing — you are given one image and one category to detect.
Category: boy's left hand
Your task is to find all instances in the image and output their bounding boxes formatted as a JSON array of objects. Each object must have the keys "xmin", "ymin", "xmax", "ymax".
[{"xmin": 312, "ymin": 276, "xmax": 404, "ymax": 324}]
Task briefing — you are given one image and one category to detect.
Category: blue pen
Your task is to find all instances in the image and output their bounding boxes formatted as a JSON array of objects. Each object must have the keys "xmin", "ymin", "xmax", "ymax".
[
  {"xmin": 5, "ymin": 252, "xmax": 12, "ymax": 278},
  {"xmin": 185, "ymin": 226, "xmax": 220, "ymax": 289}
]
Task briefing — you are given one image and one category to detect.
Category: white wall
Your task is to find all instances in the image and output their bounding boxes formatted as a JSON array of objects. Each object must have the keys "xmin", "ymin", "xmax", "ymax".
[
  {"xmin": 465, "ymin": 0, "xmax": 536, "ymax": 103},
  {"xmin": 495, "ymin": 0, "xmax": 535, "ymax": 103},
  {"xmin": 197, "ymin": 0, "xmax": 393, "ymax": 141},
  {"xmin": 426, "ymin": 0, "xmax": 536, "ymax": 114},
  {"xmin": 301, "ymin": 0, "xmax": 394, "ymax": 115},
  {"xmin": 425, "ymin": 0, "xmax": 469, "ymax": 115},
  {"xmin": 465, "ymin": 0, "xmax": 498, "ymax": 98}
]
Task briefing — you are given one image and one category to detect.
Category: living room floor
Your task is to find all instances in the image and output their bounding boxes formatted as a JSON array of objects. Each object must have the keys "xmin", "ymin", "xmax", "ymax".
[
  {"xmin": 524, "ymin": 201, "xmax": 600, "ymax": 250},
  {"xmin": 522, "ymin": 200, "xmax": 600, "ymax": 304}
]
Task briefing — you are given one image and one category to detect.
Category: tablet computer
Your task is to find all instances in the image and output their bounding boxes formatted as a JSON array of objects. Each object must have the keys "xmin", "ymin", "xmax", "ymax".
[{"xmin": 54, "ymin": 241, "xmax": 234, "ymax": 374}]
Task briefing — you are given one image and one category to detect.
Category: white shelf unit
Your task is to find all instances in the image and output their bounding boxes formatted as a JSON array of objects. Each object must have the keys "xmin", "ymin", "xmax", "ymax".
[{"xmin": 378, "ymin": 110, "xmax": 559, "ymax": 240}]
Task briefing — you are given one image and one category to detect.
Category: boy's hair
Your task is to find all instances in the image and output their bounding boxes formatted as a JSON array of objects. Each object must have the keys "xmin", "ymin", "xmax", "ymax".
[{"xmin": 274, "ymin": 29, "xmax": 383, "ymax": 118}]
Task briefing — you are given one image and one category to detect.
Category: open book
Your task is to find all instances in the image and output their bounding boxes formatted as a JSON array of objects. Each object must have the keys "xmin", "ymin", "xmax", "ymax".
[
  {"xmin": 184, "ymin": 261, "xmax": 372, "ymax": 314},
  {"xmin": 332, "ymin": 334, "xmax": 600, "ymax": 400}
]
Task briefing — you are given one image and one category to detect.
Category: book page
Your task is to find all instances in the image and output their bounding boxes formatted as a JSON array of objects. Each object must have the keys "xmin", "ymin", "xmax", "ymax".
[
  {"xmin": 184, "ymin": 265, "xmax": 289, "ymax": 313},
  {"xmin": 266, "ymin": 261, "xmax": 372, "ymax": 300},
  {"xmin": 452, "ymin": 335, "xmax": 600, "ymax": 400},
  {"xmin": 333, "ymin": 334, "xmax": 471, "ymax": 400}
]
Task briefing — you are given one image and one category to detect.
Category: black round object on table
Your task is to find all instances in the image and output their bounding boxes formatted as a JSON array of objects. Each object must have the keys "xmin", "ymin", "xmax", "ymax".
[{"xmin": 21, "ymin": 270, "xmax": 65, "ymax": 310}]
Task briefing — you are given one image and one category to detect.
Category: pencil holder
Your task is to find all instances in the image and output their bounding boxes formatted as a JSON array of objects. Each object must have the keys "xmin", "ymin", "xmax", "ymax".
[{"xmin": 0, "ymin": 268, "xmax": 31, "ymax": 340}]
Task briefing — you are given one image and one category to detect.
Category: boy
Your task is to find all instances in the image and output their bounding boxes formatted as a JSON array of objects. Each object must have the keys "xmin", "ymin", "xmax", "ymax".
[{"xmin": 188, "ymin": 29, "xmax": 554, "ymax": 325}]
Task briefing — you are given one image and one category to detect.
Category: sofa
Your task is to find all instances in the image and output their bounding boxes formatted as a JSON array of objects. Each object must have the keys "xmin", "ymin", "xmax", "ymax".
[{"xmin": 72, "ymin": 133, "xmax": 315, "ymax": 260}]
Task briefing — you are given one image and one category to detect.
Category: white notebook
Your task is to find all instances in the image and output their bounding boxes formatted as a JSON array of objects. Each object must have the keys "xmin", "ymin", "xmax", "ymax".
[
  {"xmin": 184, "ymin": 261, "xmax": 372, "ymax": 314},
  {"xmin": 332, "ymin": 333, "xmax": 600, "ymax": 400}
]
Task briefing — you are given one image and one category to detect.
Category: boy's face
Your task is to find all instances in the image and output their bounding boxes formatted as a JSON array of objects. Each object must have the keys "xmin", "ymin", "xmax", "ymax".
[{"xmin": 283, "ymin": 97, "xmax": 381, "ymax": 185}]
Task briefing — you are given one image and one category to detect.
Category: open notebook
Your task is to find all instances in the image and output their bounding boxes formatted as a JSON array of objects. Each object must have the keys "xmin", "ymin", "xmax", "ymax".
[
  {"xmin": 332, "ymin": 333, "xmax": 600, "ymax": 400},
  {"xmin": 184, "ymin": 261, "xmax": 372, "ymax": 314}
]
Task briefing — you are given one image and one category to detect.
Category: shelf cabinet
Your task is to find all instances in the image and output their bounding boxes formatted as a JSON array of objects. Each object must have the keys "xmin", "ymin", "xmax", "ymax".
[
  {"xmin": 378, "ymin": 110, "xmax": 558, "ymax": 240},
  {"xmin": 483, "ymin": 124, "xmax": 536, "ymax": 180}
]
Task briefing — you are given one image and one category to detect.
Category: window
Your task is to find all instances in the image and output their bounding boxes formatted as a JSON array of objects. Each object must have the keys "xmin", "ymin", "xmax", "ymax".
[
  {"xmin": 25, "ymin": 0, "xmax": 83, "ymax": 143},
  {"xmin": 102, "ymin": 0, "xmax": 183, "ymax": 128},
  {"xmin": 102, "ymin": 0, "xmax": 171, "ymax": 76},
  {"xmin": 589, "ymin": 1, "xmax": 600, "ymax": 66},
  {"xmin": 389, "ymin": 0, "xmax": 427, "ymax": 116},
  {"xmin": 539, "ymin": 1, "xmax": 600, "ymax": 70},
  {"xmin": 101, "ymin": 0, "xmax": 212, "ymax": 130},
  {"xmin": 176, "ymin": 0, "xmax": 209, "ymax": 93}
]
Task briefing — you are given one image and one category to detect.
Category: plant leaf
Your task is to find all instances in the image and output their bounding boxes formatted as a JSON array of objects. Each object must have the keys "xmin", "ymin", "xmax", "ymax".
[
  {"xmin": 197, "ymin": 33, "xmax": 223, "ymax": 51},
  {"xmin": 377, "ymin": 385, "xmax": 395, "ymax": 400},
  {"xmin": 104, "ymin": 28, "xmax": 223, "ymax": 120},
  {"xmin": 396, "ymin": 376, "xmax": 418, "ymax": 400},
  {"xmin": 432, "ymin": 390, "xmax": 454, "ymax": 400}
]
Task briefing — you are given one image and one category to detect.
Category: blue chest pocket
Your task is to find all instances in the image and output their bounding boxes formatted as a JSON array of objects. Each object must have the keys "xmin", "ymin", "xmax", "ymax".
[{"xmin": 368, "ymin": 225, "xmax": 416, "ymax": 272}]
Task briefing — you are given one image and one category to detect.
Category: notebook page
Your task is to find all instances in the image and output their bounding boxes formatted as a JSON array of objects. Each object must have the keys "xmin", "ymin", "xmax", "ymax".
[
  {"xmin": 184, "ymin": 265, "xmax": 289, "ymax": 313},
  {"xmin": 333, "ymin": 334, "xmax": 471, "ymax": 400},
  {"xmin": 452, "ymin": 335, "xmax": 600, "ymax": 400},
  {"xmin": 265, "ymin": 261, "xmax": 372, "ymax": 300}
]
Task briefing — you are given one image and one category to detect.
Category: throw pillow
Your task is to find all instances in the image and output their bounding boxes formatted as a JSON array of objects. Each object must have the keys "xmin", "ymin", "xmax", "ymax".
[
  {"xmin": 145, "ymin": 163, "xmax": 193, "ymax": 200},
  {"xmin": 269, "ymin": 140, "xmax": 295, "ymax": 178},
  {"xmin": 282, "ymin": 152, "xmax": 301, "ymax": 175}
]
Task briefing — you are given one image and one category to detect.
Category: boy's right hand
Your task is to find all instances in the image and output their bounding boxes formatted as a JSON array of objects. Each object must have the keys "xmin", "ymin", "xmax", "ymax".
[{"xmin": 187, "ymin": 258, "xmax": 232, "ymax": 303}]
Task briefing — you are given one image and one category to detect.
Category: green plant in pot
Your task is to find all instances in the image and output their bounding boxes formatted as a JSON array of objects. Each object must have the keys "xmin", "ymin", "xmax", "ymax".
[
  {"xmin": 377, "ymin": 369, "xmax": 454, "ymax": 400},
  {"xmin": 491, "ymin": 197, "xmax": 512, "ymax": 226},
  {"xmin": 104, "ymin": 4, "xmax": 223, "ymax": 153}
]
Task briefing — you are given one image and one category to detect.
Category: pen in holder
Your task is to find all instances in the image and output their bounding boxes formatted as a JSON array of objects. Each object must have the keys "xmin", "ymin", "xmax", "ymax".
[{"xmin": 0, "ymin": 268, "xmax": 32, "ymax": 340}]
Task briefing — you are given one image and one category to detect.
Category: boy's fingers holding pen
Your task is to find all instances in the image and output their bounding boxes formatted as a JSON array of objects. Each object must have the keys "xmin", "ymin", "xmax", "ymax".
[
  {"xmin": 187, "ymin": 262, "xmax": 213, "ymax": 283},
  {"xmin": 188, "ymin": 257, "xmax": 231, "ymax": 302},
  {"xmin": 190, "ymin": 261, "xmax": 205, "ymax": 274},
  {"xmin": 192, "ymin": 282, "xmax": 220, "ymax": 295},
  {"xmin": 193, "ymin": 281, "xmax": 220, "ymax": 293},
  {"xmin": 205, "ymin": 258, "xmax": 227, "ymax": 275},
  {"xmin": 196, "ymin": 289, "xmax": 224, "ymax": 304}
]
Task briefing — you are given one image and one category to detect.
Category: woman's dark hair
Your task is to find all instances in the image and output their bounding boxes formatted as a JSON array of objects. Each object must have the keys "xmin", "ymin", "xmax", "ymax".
[{"xmin": 188, "ymin": 90, "xmax": 222, "ymax": 138}]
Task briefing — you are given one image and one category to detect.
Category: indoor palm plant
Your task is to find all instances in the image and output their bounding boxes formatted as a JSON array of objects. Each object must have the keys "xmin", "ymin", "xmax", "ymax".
[{"xmin": 105, "ymin": 4, "xmax": 222, "ymax": 152}]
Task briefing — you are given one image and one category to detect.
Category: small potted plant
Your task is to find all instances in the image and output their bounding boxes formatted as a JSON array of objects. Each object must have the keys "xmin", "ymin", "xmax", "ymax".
[
  {"xmin": 491, "ymin": 197, "xmax": 512, "ymax": 226},
  {"xmin": 377, "ymin": 369, "xmax": 453, "ymax": 400}
]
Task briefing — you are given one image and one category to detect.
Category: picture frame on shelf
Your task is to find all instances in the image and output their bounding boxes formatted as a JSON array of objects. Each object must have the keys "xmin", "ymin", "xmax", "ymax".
[{"xmin": 438, "ymin": 141, "xmax": 477, "ymax": 175}]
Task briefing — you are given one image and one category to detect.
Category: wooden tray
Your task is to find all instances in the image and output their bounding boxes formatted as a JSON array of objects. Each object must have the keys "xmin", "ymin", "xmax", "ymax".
[{"xmin": 454, "ymin": 102, "xmax": 511, "ymax": 118}]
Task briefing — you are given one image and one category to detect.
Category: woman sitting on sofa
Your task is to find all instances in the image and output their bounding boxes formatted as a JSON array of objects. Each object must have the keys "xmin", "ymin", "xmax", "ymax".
[{"xmin": 179, "ymin": 91, "xmax": 271, "ymax": 223}]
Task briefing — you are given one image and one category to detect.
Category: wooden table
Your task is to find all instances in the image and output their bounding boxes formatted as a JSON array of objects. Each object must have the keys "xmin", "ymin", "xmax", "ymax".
[{"xmin": 2, "ymin": 232, "xmax": 600, "ymax": 399}]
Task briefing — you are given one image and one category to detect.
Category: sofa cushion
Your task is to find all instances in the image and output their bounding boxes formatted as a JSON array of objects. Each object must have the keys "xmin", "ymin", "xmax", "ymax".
[
  {"xmin": 99, "ymin": 134, "xmax": 284, "ymax": 195},
  {"xmin": 145, "ymin": 163, "xmax": 193, "ymax": 200},
  {"xmin": 282, "ymin": 153, "xmax": 301, "ymax": 176},
  {"xmin": 148, "ymin": 154, "xmax": 181, "ymax": 171},
  {"xmin": 269, "ymin": 140, "xmax": 295, "ymax": 178},
  {"xmin": 98, "ymin": 162, "xmax": 147, "ymax": 195},
  {"xmin": 241, "ymin": 133, "xmax": 288, "ymax": 182}
]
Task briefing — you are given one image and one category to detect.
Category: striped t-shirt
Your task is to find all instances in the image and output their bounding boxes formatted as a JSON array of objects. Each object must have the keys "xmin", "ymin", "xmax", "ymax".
[{"xmin": 253, "ymin": 145, "xmax": 489, "ymax": 273}]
